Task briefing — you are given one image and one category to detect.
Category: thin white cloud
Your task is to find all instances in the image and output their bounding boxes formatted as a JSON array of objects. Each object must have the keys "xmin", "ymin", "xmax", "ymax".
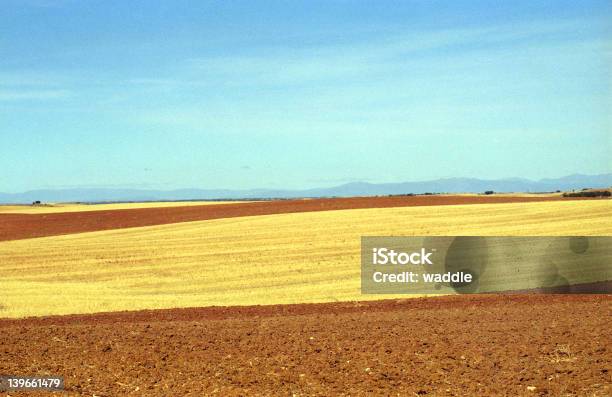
[
  {"xmin": 0, "ymin": 72, "xmax": 67, "ymax": 87},
  {"xmin": 112, "ymin": 16, "xmax": 606, "ymax": 94},
  {"xmin": 178, "ymin": 17, "xmax": 598, "ymax": 87},
  {"xmin": 0, "ymin": 89, "xmax": 71, "ymax": 101}
]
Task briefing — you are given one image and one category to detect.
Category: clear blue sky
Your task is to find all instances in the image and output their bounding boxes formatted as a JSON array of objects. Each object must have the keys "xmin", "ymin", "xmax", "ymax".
[{"xmin": 1, "ymin": 0, "xmax": 610, "ymax": 192}]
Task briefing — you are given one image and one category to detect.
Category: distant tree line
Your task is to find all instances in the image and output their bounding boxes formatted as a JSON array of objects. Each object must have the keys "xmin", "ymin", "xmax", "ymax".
[{"xmin": 563, "ymin": 190, "xmax": 611, "ymax": 198}]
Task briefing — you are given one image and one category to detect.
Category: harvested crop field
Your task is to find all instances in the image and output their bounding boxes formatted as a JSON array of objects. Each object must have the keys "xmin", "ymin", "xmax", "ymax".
[
  {"xmin": 0, "ymin": 294, "xmax": 610, "ymax": 396},
  {"xmin": 1, "ymin": 200, "xmax": 610, "ymax": 318},
  {"xmin": 0, "ymin": 194, "xmax": 592, "ymax": 242}
]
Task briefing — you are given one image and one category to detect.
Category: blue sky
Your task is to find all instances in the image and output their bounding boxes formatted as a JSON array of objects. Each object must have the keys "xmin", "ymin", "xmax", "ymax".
[{"xmin": 1, "ymin": 0, "xmax": 610, "ymax": 192}]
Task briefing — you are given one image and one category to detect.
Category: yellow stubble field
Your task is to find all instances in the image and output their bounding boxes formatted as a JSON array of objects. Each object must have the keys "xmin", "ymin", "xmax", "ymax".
[{"xmin": 0, "ymin": 200, "xmax": 610, "ymax": 318}]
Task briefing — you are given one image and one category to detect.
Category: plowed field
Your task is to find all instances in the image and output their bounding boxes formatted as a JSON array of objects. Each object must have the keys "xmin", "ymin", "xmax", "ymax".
[{"xmin": 0, "ymin": 295, "xmax": 609, "ymax": 396}]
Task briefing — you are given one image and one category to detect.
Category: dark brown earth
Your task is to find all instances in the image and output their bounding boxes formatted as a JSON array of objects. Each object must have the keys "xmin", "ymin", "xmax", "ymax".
[
  {"xmin": 1, "ymin": 295, "xmax": 610, "ymax": 396},
  {"xmin": 0, "ymin": 195, "xmax": 593, "ymax": 242}
]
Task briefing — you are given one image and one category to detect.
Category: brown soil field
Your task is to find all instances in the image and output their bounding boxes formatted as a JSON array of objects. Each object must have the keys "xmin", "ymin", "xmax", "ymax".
[
  {"xmin": 0, "ymin": 195, "xmax": 595, "ymax": 242},
  {"xmin": 0, "ymin": 294, "xmax": 609, "ymax": 396}
]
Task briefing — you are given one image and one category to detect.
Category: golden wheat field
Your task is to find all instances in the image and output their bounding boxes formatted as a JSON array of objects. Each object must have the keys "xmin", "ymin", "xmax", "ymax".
[{"xmin": 0, "ymin": 200, "xmax": 610, "ymax": 318}]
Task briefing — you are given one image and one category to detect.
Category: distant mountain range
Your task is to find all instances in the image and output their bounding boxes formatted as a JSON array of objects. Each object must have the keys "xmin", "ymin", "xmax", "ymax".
[{"xmin": 1, "ymin": 173, "xmax": 610, "ymax": 204}]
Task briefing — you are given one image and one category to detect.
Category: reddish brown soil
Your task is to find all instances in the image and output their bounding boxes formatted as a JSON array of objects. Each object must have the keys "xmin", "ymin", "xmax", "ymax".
[
  {"xmin": 1, "ymin": 295, "xmax": 610, "ymax": 396},
  {"xmin": 0, "ymin": 195, "xmax": 591, "ymax": 242}
]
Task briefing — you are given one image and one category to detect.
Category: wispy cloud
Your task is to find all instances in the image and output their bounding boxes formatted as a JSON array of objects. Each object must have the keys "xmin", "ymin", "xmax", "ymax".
[
  {"xmin": 127, "ymin": 78, "xmax": 209, "ymax": 88},
  {"xmin": 128, "ymin": 16, "xmax": 607, "ymax": 137},
  {"xmin": 0, "ymin": 71, "xmax": 68, "ymax": 87},
  {"xmin": 0, "ymin": 71, "xmax": 73, "ymax": 102},
  {"xmin": 0, "ymin": 89, "xmax": 71, "ymax": 101},
  {"xmin": 124, "ymin": 17, "xmax": 603, "ymax": 96}
]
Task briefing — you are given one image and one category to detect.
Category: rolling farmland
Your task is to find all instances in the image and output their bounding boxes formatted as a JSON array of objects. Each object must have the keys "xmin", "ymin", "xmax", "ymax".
[
  {"xmin": 0, "ymin": 196, "xmax": 610, "ymax": 396},
  {"xmin": 0, "ymin": 199, "xmax": 609, "ymax": 318},
  {"xmin": 0, "ymin": 194, "xmax": 585, "ymax": 241}
]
